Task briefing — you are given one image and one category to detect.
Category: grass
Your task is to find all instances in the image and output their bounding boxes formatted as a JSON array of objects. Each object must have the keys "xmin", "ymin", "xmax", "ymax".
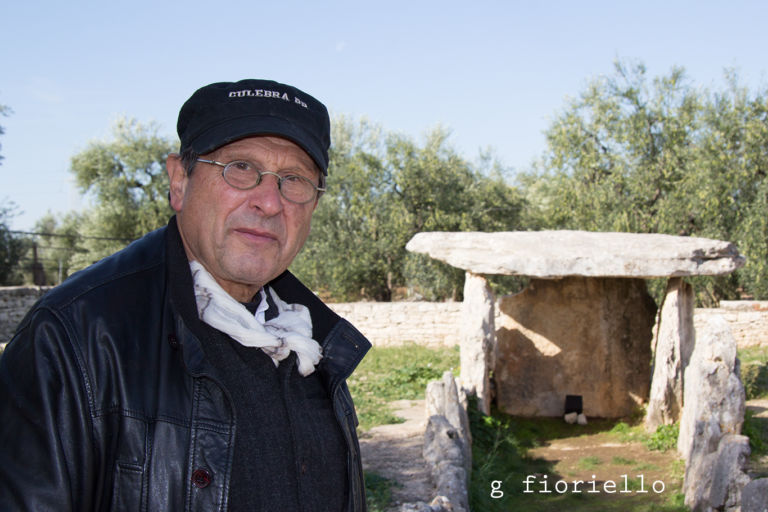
[
  {"xmin": 577, "ymin": 456, "xmax": 602, "ymax": 470},
  {"xmin": 740, "ymin": 345, "xmax": 768, "ymax": 400},
  {"xmin": 740, "ymin": 345, "xmax": 768, "ymax": 365},
  {"xmin": 364, "ymin": 472, "xmax": 398, "ymax": 512},
  {"xmin": 348, "ymin": 342, "xmax": 460, "ymax": 431},
  {"xmin": 743, "ymin": 409, "xmax": 768, "ymax": 460},
  {"xmin": 644, "ymin": 423, "xmax": 679, "ymax": 452}
]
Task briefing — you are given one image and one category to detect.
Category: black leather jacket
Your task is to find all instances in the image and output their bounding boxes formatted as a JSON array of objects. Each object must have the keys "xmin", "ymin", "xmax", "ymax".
[{"xmin": 0, "ymin": 222, "xmax": 370, "ymax": 511}]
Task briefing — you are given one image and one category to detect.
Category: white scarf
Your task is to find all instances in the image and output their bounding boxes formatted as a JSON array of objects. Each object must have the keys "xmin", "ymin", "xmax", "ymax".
[{"xmin": 189, "ymin": 260, "xmax": 322, "ymax": 376}]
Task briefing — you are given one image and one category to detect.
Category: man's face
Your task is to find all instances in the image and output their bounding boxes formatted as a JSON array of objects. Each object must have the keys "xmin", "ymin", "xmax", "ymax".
[{"xmin": 167, "ymin": 136, "xmax": 320, "ymax": 302}]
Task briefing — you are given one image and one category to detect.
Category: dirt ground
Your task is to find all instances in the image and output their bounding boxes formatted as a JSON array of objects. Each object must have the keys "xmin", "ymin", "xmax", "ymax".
[
  {"xmin": 526, "ymin": 429, "xmax": 684, "ymax": 499},
  {"xmin": 359, "ymin": 399, "xmax": 433, "ymax": 510}
]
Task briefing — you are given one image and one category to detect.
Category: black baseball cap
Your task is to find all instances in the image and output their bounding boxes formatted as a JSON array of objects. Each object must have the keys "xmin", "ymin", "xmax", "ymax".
[{"xmin": 177, "ymin": 79, "xmax": 331, "ymax": 174}]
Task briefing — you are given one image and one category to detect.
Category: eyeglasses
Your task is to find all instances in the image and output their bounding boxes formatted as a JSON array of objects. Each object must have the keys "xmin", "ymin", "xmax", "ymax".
[{"xmin": 196, "ymin": 158, "xmax": 325, "ymax": 204}]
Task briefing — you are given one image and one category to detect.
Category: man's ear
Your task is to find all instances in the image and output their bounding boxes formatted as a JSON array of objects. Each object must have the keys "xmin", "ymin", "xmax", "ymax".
[{"xmin": 167, "ymin": 153, "xmax": 187, "ymax": 213}]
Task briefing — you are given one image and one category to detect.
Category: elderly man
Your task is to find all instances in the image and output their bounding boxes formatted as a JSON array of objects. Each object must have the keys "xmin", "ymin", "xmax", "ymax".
[{"xmin": 0, "ymin": 79, "xmax": 371, "ymax": 511}]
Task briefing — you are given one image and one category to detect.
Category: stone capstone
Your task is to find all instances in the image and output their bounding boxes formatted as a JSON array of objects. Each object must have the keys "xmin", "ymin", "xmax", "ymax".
[
  {"xmin": 495, "ymin": 277, "xmax": 655, "ymax": 417},
  {"xmin": 406, "ymin": 231, "xmax": 745, "ymax": 278}
]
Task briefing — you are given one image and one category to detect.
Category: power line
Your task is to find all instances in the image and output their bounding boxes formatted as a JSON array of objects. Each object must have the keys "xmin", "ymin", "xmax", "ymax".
[{"xmin": 9, "ymin": 230, "xmax": 134, "ymax": 242}]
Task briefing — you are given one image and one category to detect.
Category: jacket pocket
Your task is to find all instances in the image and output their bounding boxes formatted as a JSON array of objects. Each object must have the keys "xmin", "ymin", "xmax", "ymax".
[
  {"xmin": 112, "ymin": 462, "xmax": 144, "ymax": 511},
  {"xmin": 109, "ymin": 415, "xmax": 148, "ymax": 511}
]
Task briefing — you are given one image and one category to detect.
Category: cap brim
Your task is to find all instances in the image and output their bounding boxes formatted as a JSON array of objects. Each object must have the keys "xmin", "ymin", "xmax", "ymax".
[{"xmin": 189, "ymin": 115, "xmax": 328, "ymax": 175}]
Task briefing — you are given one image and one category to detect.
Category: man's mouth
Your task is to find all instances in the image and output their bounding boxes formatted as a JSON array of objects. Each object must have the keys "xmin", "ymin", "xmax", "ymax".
[{"xmin": 234, "ymin": 228, "xmax": 279, "ymax": 243}]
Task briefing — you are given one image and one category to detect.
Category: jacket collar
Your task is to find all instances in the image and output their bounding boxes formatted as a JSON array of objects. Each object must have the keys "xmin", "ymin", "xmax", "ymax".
[{"xmin": 163, "ymin": 216, "xmax": 369, "ymax": 381}]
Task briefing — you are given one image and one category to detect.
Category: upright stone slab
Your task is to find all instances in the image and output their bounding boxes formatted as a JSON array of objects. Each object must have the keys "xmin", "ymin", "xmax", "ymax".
[
  {"xmin": 678, "ymin": 315, "xmax": 745, "ymax": 461},
  {"xmin": 683, "ymin": 434, "xmax": 751, "ymax": 511},
  {"xmin": 425, "ymin": 371, "xmax": 471, "ymax": 460},
  {"xmin": 424, "ymin": 371, "xmax": 471, "ymax": 510},
  {"xmin": 459, "ymin": 272, "xmax": 495, "ymax": 415},
  {"xmin": 645, "ymin": 278, "xmax": 695, "ymax": 430},
  {"xmin": 741, "ymin": 478, "xmax": 768, "ymax": 512},
  {"xmin": 495, "ymin": 277, "xmax": 656, "ymax": 418},
  {"xmin": 678, "ymin": 315, "xmax": 748, "ymax": 512}
]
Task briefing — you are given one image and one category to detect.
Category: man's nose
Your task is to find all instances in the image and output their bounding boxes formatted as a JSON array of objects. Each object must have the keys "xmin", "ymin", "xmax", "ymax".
[{"xmin": 247, "ymin": 172, "xmax": 284, "ymax": 215}]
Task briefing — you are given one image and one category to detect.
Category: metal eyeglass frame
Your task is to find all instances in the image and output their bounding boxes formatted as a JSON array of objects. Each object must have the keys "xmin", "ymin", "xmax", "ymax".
[{"xmin": 195, "ymin": 158, "xmax": 326, "ymax": 204}]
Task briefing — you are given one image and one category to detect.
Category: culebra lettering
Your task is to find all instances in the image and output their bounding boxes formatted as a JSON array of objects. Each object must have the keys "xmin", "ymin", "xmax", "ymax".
[{"xmin": 228, "ymin": 89, "xmax": 291, "ymax": 101}]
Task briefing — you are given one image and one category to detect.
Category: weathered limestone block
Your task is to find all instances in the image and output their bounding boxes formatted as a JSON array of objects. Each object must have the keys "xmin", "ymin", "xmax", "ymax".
[
  {"xmin": 426, "ymin": 371, "xmax": 471, "ymax": 475},
  {"xmin": 424, "ymin": 371, "xmax": 471, "ymax": 512},
  {"xmin": 459, "ymin": 272, "xmax": 495, "ymax": 415},
  {"xmin": 406, "ymin": 231, "xmax": 745, "ymax": 278},
  {"xmin": 399, "ymin": 496, "xmax": 455, "ymax": 512},
  {"xmin": 741, "ymin": 478, "xmax": 768, "ymax": 512},
  {"xmin": 423, "ymin": 415, "xmax": 468, "ymax": 512},
  {"xmin": 646, "ymin": 278, "xmax": 695, "ymax": 430},
  {"xmin": 678, "ymin": 315, "xmax": 745, "ymax": 461},
  {"xmin": 683, "ymin": 434, "xmax": 751, "ymax": 512},
  {"xmin": 495, "ymin": 277, "xmax": 655, "ymax": 417}
]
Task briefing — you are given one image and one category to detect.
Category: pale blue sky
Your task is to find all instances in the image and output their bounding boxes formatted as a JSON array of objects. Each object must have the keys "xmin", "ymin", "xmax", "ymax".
[{"xmin": 2, "ymin": 0, "xmax": 766, "ymax": 229}]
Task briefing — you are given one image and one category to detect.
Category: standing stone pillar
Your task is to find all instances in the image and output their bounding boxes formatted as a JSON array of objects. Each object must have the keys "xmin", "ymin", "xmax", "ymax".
[
  {"xmin": 678, "ymin": 314, "xmax": 745, "ymax": 457},
  {"xmin": 645, "ymin": 278, "xmax": 695, "ymax": 431},
  {"xmin": 678, "ymin": 316, "xmax": 748, "ymax": 510},
  {"xmin": 459, "ymin": 272, "xmax": 495, "ymax": 415}
]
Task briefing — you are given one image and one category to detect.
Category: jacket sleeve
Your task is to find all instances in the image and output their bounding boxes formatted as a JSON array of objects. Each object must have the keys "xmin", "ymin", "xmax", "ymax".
[{"xmin": 0, "ymin": 307, "xmax": 96, "ymax": 511}]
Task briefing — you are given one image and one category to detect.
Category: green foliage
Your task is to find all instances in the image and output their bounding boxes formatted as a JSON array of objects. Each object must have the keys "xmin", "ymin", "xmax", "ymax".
[
  {"xmin": 577, "ymin": 455, "xmax": 602, "ymax": 470},
  {"xmin": 743, "ymin": 409, "xmax": 768, "ymax": 458},
  {"xmin": 740, "ymin": 346, "xmax": 768, "ymax": 399},
  {"xmin": 0, "ymin": 106, "xmax": 26, "ymax": 285},
  {"xmin": 66, "ymin": 118, "xmax": 175, "ymax": 270},
  {"xmin": 364, "ymin": 472, "xmax": 397, "ymax": 512},
  {"xmin": 520, "ymin": 60, "xmax": 768, "ymax": 303},
  {"xmin": 292, "ymin": 117, "xmax": 524, "ymax": 301},
  {"xmin": 0, "ymin": 203, "xmax": 28, "ymax": 285},
  {"xmin": 380, "ymin": 361, "xmax": 444, "ymax": 393},
  {"xmin": 644, "ymin": 423, "xmax": 679, "ymax": 452},
  {"xmin": 608, "ymin": 420, "xmax": 679, "ymax": 452},
  {"xmin": 21, "ymin": 212, "xmax": 86, "ymax": 285},
  {"xmin": 346, "ymin": 343, "xmax": 459, "ymax": 431},
  {"xmin": 0, "ymin": 103, "xmax": 11, "ymax": 166},
  {"xmin": 742, "ymin": 362, "xmax": 768, "ymax": 400}
]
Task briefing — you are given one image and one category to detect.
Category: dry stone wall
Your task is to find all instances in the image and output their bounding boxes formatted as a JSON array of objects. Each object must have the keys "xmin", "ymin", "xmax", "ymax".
[
  {"xmin": 2, "ymin": 286, "xmax": 766, "ymax": 350},
  {"xmin": 0, "ymin": 288, "xmax": 464, "ymax": 347},
  {"xmin": 1, "ymin": 286, "xmax": 50, "ymax": 344},
  {"xmin": 327, "ymin": 301, "xmax": 463, "ymax": 348},
  {"xmin": 694, "ymin": 301, "xmax": 768, "ymax": 348}
]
